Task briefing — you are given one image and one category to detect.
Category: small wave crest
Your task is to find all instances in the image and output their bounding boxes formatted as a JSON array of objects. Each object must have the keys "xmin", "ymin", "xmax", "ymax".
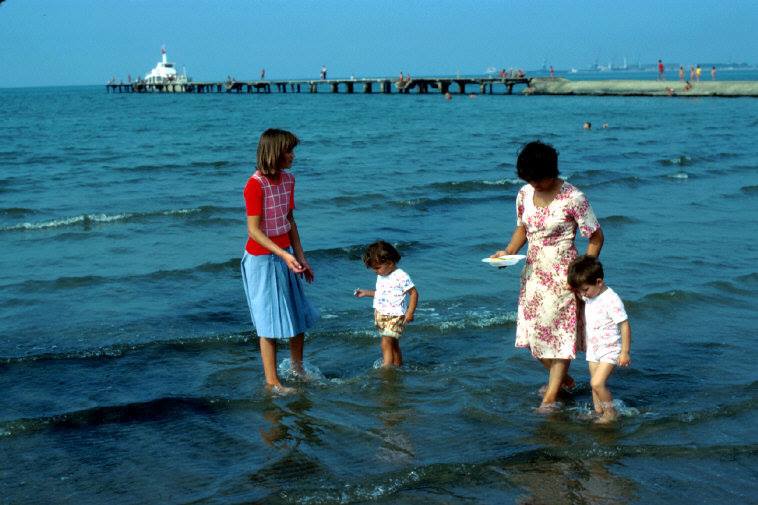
[
  {"xmin": 0, "ymin": 205, "xmax": 233, "ymax": 232},
  {"xmin": 659, "ymin": 155, "xmax": 693, "ymax": 166}
]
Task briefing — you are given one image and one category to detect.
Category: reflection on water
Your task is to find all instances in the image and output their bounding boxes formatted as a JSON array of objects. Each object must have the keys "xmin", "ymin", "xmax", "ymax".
[
  {"xmin": 375, "ymin": 369, "xmax": 415, "ymax": 465},
  {"xmin": 510, "ymin": 417, "xmax": 638, "ymax": 504}
]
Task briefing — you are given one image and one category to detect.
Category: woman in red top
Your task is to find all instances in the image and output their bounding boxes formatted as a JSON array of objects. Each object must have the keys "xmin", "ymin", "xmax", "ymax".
[{"xmin": 241, "ymin": 129, "xmax": 319, "ymax": 394}]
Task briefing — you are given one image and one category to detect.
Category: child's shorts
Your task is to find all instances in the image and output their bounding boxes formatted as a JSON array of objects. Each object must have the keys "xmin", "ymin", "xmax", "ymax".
[
  {"xmin": 374, "ymin": 312, "xmax": 405, "ymax": 339},
  {"xmin": 586, "ymin": 341, "xmax": 621, "ymax": 364}
]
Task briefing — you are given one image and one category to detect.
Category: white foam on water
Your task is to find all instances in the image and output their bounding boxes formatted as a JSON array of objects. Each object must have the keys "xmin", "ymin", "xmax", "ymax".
[{"xmin": 278, "ymin": 358, "xmax": 326, "ymax": 382}]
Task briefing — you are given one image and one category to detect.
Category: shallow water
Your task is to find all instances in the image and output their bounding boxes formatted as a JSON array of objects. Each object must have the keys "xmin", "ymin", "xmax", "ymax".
[{"xmin": 1, "ymin": 84, "xmax": 757, "ymax": 504}]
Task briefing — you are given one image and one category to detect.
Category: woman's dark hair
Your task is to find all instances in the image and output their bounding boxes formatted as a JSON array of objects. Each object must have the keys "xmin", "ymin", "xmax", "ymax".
[
  {"xmin": 362, "ymin": 240, "xmax": 401, "ymax": 267},
  {"xmin": 567, "ymin": 255, "xmax": 604, "ymax": 289},
  {"xmin": 516, "ymin": 141, "xmax": 560, "ymax": 182}
]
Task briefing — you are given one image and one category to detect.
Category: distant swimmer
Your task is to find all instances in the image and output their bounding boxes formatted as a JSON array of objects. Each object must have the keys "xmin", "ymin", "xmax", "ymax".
[
  {"xmin": 711, "ymin": 65, "xmax": 717, "ymax": 80},
  {"xmin": 602, "ymin": 123, "xmax": 608, "ymax": 129},
  {"xmin": 657, "ymin": 59, "xmax": 665, "ymax": 80},
  {"xmin": 444, "ymin": 92, "xmax": 452, "ymax": 100},
  {"xmin": 583, "ymin": 121, "xmax": 592, "ymax": 129}
]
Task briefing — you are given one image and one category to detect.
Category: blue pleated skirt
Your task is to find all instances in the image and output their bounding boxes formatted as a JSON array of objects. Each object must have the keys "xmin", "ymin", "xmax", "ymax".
[{"xmin": 241, "ymin": 250, "xmax": 319, "ymax": 339}]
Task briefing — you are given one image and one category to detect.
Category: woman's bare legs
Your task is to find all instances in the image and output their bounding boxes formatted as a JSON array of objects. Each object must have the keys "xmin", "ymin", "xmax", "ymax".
[
  {"xmin": 289, "ymin": 333, "xmax": 305, "ymax": 376},
  {"xmin": 259, "ymin": 336, "xmax": 295, "ymax": 393},
  {"xmin": 539, "ymin": 358, "xmax": 575, "ymax": 393},
  {"xmin": 540, "ymin": 358, "xmax": 570, "ymax": 406}
]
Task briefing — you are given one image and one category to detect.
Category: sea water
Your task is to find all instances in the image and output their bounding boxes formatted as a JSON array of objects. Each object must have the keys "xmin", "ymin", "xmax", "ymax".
[{"xmin": 1, "ymin": 83, "xmax": 757, "ymax": 504}]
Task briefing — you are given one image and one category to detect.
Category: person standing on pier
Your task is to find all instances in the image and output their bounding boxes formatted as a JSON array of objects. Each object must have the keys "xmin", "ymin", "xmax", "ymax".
[
  {"xmin": 260, "ymin": 68, "xmax": 266, "ymax": 80},
  {"xmin": 320, "ymin": 65, "xmax": 327, "ymax": 80},
  {"xmin": 241, "ymin": 129, "xmax": 319, "ymax": 394},
  {"xmin": 657, "ymin": 59, "xmax": 665, "ymax": 80},
  {"xmin": 678, "ymin": 66, "xmax": 685, "ymax": 81},
  {"xmin": 711, "ymin": 66, "xmax": 717, "ymax": 80}
]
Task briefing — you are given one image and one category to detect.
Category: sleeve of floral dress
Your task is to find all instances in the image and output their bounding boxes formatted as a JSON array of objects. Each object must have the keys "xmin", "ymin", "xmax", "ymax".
[{"xmin": 567, "ymin": 189, "xmax": 600, "ymax": 237}]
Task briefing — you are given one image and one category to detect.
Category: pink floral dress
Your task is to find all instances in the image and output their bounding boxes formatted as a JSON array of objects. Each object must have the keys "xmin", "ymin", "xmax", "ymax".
[{"xmin": 514, "ymin": 182, "xmax": 600, "ymax": 359}]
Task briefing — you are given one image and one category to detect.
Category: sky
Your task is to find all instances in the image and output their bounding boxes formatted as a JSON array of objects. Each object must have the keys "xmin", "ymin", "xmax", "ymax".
[{"xmin": 0, "ymin": 0, "xmax": 756, "ymax": 87}]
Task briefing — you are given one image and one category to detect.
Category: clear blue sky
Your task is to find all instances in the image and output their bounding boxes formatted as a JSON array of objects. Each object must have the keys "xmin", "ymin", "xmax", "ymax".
[{"xmin": 1, "ymin": 0, "xmax": 755, "ymax": 87}]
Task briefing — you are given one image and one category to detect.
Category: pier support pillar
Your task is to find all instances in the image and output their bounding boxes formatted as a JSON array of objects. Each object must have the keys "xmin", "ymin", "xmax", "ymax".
[
  {"xmin": 363, "ymin": 82, "xmax": 373, "ymax": 93},
  {"xmin": 381, "ymin": 80, "xmax": 392, "ymax": 93},
  {"xmin": 331, "ymin": 82, "xmax": 339, "ymax": 93},
  {"xmin": 346, "ymin": 82, "xmax": 354, "ymax": 93}
]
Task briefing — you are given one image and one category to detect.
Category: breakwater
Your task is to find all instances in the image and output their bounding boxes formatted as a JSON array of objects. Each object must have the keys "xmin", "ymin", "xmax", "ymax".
[{"xmin": 527, "ymin": 77, "xmax": 758, "ymax": 97}]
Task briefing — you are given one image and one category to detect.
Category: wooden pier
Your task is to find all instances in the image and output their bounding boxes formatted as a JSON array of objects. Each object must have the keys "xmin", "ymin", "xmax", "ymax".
[{"xmin": 105, "ymin": 77, "xmax": 531, "ymax": 95}]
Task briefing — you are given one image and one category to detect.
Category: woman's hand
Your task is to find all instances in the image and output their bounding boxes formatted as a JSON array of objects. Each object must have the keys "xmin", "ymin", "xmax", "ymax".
[
  {"xmin": 354, "ymin": 288, "xmax": 371, "ymax": 298},
  {"xmin": 491, "ymin": 250, "xmax": 508, "ymax": 258}
]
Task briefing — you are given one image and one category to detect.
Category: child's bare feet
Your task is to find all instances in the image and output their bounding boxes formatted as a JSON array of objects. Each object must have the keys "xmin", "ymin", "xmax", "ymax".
[
  {"xmin": 536, "ymin": 402, "xmax": 562, "ymax": 414},
  {"xmin": 266, "ymin": 384, "xmax": 296, "ymax": 396}
]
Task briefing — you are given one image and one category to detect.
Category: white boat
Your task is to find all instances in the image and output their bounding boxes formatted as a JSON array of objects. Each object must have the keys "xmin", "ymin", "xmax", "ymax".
[{"xmin": 143, "ymin": 47, "xmax": 188, "ymax": 85}]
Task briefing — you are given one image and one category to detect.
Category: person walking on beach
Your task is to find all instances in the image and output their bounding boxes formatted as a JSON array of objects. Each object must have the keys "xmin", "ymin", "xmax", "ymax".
[
  {"xmin": 657, "ymin": 59, "xmax": 665, "ymax": 80},
  {"xmin": 568, "ymin": 255, "xmax": 632, "ymax": 424},
  {"xmin": 355, "ymin": 241, "xmax": 418, "ymax": 368},
  {"xmin": 241, "ymin": 129, "xmax": 319, "ymax": 394},
  {"xmin": 491, "ymin": 141, "xmax": 604, "ymax": 411}
]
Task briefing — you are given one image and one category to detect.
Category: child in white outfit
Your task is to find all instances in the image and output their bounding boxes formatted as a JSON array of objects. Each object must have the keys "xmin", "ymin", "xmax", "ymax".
[
  {"xmin": 568, "ymin": 255, "xmax": 632, "ymax": 423},
  {"xmin": 355, "ymin": 241, "xmax": 418, "ymax": 368}
]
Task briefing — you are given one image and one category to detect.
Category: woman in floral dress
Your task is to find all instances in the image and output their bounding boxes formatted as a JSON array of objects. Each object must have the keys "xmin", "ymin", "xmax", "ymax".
[{"xmin": 492, "ymin": 141, "xmax": 604, "ymax": 410}]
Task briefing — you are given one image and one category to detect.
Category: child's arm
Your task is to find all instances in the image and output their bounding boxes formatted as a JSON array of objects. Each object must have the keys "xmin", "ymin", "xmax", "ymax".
[
  {"xmin": 247, "ymin": 215, "xmax": 306, "ymax": 275},
  {"xmin": 618, "ymin": 320, "xmax": 632, "ymax": 366},
  {"xmin": 492, "ymin": 225, "xmax": 527, "ymax": 257},
  {"xmin": 404, "ymin": 287, "xmax": 418, "ymax": 323},
  {"xmin": 354, "ymin": 289, "xmax": 375, "ymax": 298}
]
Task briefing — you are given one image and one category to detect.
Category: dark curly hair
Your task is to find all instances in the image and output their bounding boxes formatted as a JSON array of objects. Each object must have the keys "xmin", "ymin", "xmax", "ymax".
[
  {"xmin": 362, "ymin": 240, "xmax": 401, "ymax": 267},
  {"xmin": 567, "ymin": 255, "xmax": 605, "ymax": 289},
  {"xmin": 516, "ymin": 140, "xmax": 560, "ymax": 182}
]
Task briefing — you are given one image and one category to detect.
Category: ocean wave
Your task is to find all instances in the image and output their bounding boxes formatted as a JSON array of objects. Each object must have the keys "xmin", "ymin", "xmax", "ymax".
[
  {"xmin": 0, "ymin": 332, "xmax": 256, "ymax": 365},
  {"xmin": 0, "ymin": 207, "xmax": 38, "ymax": 217},
  {"xmin": 666, "ymin": 172, "xmax": 689, "ymax": 180},
  {"xmin": 308, "ymin": 240, "xmax": 423, "ymax": 261},
  {"xmin": 659, "ymin": 155, "xmax": 693, "ymax": 166},
  {"xmin": 625, "ymin": 289, "xmax": 713, "ymax": 312},
  {"xmin": 120, "ymin": 160, "xmax": 235, "ymax": 172},
  {"xmin": 0, "ymin": 307, "xmax": 513, "ymax": 365},
  {"xmin": 601, "ymin": 215, "xmax": 639, "ymax": 225},
  {"xmin": 421, "ymin": 178, "xmax": 522, "ymax": 193},
  {"xmin": 4, "ymin": 257, "xmax": 242, "ymax": 293},
  {"xmin": 740, "ymin": 185, "xmax": 758, "ymax": 194},
  {"xmin": 0, "ymin": 205, "xmax": 235, "ymax": 232},
  {"xmin": 386, "ymin": 195, "xmax": 487, "ymax": 210},
  {"xmin": 0, "ymin": 395, "xmax": 261, "ymax": 438}
]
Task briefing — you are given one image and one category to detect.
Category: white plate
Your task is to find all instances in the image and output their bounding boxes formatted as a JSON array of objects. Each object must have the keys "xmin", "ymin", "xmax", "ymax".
[{"xmin": 481, "ymin": 255, "xmax": 526, "ymax": 266}]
